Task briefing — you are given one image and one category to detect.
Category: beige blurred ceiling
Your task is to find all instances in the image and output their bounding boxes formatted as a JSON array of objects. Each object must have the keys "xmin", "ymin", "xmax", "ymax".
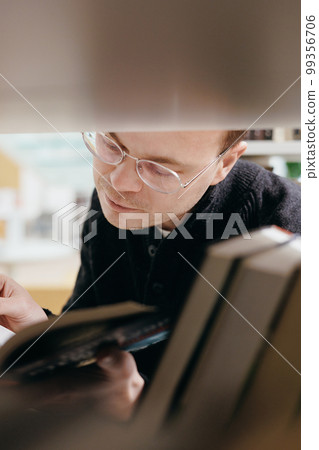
[{"xmin": 0, "ymin": 0, "xmax": 300, "ymax": 132}]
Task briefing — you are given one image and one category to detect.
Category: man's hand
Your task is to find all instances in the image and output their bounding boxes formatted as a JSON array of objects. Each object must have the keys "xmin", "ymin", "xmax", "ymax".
[
  {"xmin": 0, "ymin": 274, "xmax": 48, "ymax": 332},
  {"xmin": 95, "ymin": 347, "xmax": 145, "ymax": 420},
  {"xmin": 36, "ymin": 347, "xmax": 145, "ymax": 421}
]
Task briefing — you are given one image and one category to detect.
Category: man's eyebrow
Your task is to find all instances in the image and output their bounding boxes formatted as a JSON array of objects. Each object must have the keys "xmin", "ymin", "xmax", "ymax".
[
  {"xmin": 108, "ymin": 132, "xmax": 187, "ymax": 168},
  {"xmin": 108, "ymin": 132, "xmax": 127, "ymax": 149}
]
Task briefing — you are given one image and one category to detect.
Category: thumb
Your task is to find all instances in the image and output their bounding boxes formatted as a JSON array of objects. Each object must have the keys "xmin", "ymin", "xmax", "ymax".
[
  {"xmin": 0, "ymin": 297, "xmax": 18, "ymax": 316},
  {"xmin": 96, "ymin": 347, "xmax": 136, "ymax": 380}
]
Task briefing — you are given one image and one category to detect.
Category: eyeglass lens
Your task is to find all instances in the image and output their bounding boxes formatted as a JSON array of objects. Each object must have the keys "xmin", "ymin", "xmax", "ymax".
[{"xmin": 86, "ymin": 133, "xmax": 181, "ymax": 194}]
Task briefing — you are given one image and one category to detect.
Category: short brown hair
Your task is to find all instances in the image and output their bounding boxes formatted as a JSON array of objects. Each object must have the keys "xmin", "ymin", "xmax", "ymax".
[{"xmin": 221, "ymin": 130, "xmax": 246, "ymax": 152}]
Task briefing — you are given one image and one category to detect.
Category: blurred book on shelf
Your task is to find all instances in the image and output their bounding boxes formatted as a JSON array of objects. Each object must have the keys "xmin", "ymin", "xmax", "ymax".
[
  {"xmin": 293, "ymin": 129, "xmax": 301, "ymax": 140},
  {"xmin": 286, "ymin": 162, "xmax": 301, "ymax": 180},
  {"xmin": 244, "ymin": 129, "xmax": 300, "ymax": 141},
  {"xmin": 244, "ymin": 130, "xmax": 273, "ymax": 140},
  {"xmin": 242, "ymin": 129, "xmax": 301, "ymax": 180}
]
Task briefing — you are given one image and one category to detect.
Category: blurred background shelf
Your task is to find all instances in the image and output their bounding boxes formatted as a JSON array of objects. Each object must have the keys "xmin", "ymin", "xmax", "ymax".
[
  {"xmin": 241, "ymin": 128, "xmax": 301, "ymax": 179},
  {"xmin": 245, "ymin": 141, "xmax": 300, "ymax": 157}
]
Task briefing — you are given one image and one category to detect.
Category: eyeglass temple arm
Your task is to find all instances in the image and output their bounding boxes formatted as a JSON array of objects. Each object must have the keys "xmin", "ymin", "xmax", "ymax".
[{"xmin": 181, "ymin": 146, "xmax": 231, "ymax": 188}]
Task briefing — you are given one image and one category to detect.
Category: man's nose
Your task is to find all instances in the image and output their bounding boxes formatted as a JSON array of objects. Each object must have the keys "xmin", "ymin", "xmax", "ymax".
[{"xmin": 109, "ymin": 157, "xmax": 143, "ymax": 193}]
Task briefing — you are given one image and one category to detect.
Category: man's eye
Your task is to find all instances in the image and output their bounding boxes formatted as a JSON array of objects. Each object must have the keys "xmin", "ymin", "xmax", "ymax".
[
  {"xmin": 140, "ymin": 162, "xmax": 169, "ymax": 177},
  {"xmin": 106, "ymin": 144, "xmax": 119, "ymax": 152},
  {"xmin": 151, "ymin": 165, "xmax": 171, "ymax": 176}
]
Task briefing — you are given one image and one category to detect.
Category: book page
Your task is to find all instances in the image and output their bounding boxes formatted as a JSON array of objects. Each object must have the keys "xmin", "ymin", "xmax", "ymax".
[{"xmin": 0, "ymin": 326, "xmax": 15, "ymax": 347}]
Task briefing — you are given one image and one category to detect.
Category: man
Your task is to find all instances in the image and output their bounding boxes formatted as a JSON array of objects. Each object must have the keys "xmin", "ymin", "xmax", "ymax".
[{"xmin": 0, "ymin": 129, "xmax": 301, "ymax": 419}]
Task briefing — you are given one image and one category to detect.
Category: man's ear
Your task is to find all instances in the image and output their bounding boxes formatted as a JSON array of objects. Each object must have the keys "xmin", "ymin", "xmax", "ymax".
[{"xmin": 210, "ymin": 141, "xmax": 247, "ymax": 186}]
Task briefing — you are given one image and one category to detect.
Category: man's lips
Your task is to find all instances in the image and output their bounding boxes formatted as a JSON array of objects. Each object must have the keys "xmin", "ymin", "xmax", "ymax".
[{"xmin": 103, "ymin": 192, "xmax": 142, "ymax": 212}]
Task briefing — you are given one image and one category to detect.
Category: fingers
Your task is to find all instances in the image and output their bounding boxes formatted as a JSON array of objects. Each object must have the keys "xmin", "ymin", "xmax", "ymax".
[
  {"xmin": 0, "ymin": 274, "xmax": 23, "ymax": 298},
  {"xmin": 0, "ymin": 297, "xmax": 20, "ymax": 316},
  {"xmin": 32, "ymin": 349, "xmax": 145, "ymax": 421},
  {"xmin": 0, "ymin": 290, "xmax": 48, "ymax": 333},
  {"xmin": 0, "ymin": 294, "xmax": 32, "ymax": 316},
  {"xmin": 0, "ymin": 274, "xmax": 11, "ymax": 296},
  {"xmin": 96, "ymin": 347, "xmax": 138, "ymax": 380},
  {"xmin": 95, "ymin": 348, "xmax": 144, "ymax": 420}
]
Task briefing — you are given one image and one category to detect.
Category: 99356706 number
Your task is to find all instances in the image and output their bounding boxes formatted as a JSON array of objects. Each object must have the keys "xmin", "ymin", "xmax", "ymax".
[{"xmin": 306, "ymin": 16, "xmax": 316, "ymax": 75}]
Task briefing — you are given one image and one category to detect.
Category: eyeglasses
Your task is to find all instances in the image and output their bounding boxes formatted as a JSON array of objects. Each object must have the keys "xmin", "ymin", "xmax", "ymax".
[{"xmin": 82, "ymin": 132, "xmax": 229, "ymax": 194}]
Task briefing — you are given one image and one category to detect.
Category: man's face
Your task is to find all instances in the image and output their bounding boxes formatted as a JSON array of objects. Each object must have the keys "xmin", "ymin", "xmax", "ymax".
[{"xmin": 93, "ymin": 130, "xmax": 229, "ymax": 230}]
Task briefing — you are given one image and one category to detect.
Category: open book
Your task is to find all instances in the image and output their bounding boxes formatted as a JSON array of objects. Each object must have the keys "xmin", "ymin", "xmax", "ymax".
[
  {"xmin": 0, "ymin": 326, "xmax": 15, "ymax": 347},
  {"xmin": 0, "ymin": 302, "xmax": 171, "ymax": 379}
]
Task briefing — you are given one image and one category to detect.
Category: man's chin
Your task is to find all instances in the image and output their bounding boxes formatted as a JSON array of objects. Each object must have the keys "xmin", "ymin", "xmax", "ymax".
[
  {"xmin": 99, "ymin": 195, "xmax": 172, "ymax": 230},
  {"xmin": 100, "ymin": 203, "xmax": 153, "ymax": 230},
  {"xmin": 100, "ymin": 204, "xmax": 122, "ymax": 229}
]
